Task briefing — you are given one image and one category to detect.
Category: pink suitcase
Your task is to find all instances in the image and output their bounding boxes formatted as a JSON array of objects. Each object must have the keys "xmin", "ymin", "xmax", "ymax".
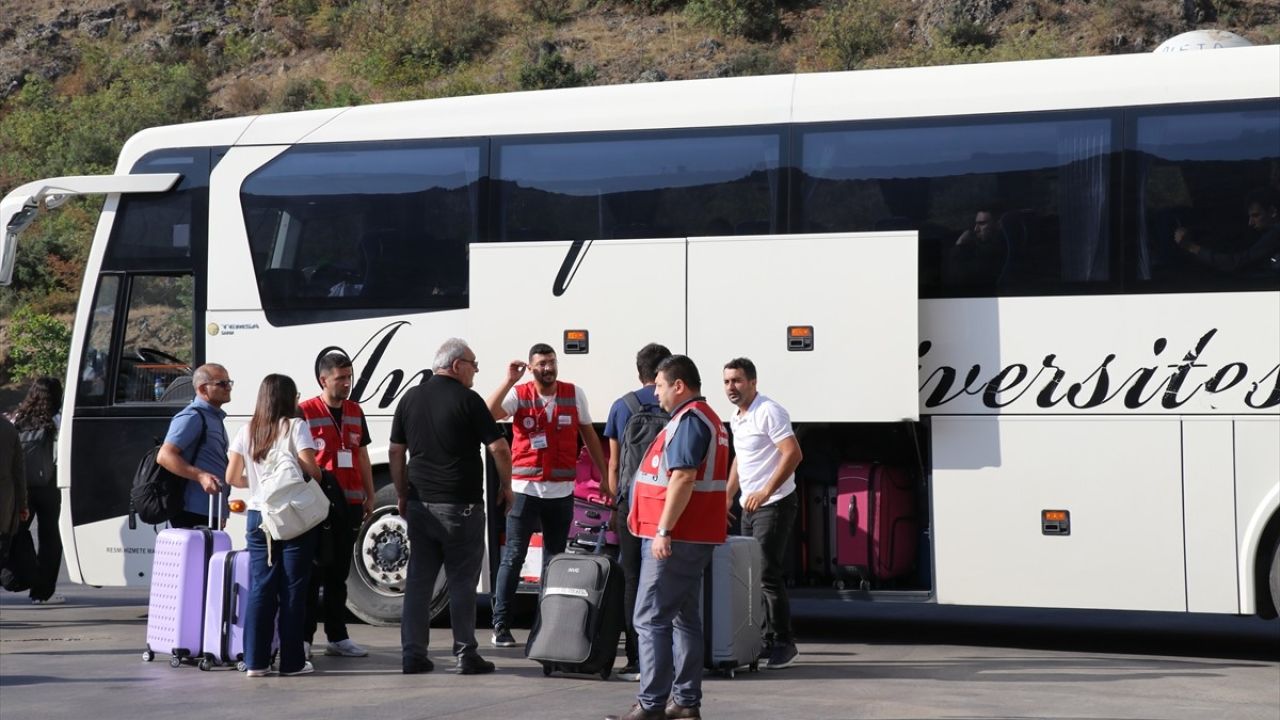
[
  {"xmin": 835, "ymin": 462, "xmax": 917, "ymax": 586},
  {"xmin": 145, "ymin": 523, "xmax": 231, "ymax": 665},
  {"xmin": 573, "ymin": 444, "xmax": 611, "ymax": 507}
]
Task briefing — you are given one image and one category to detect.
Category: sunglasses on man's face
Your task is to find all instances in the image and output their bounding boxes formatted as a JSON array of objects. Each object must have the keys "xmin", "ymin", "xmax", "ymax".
[{"xmin": 204, "ymin": 379, "xmax": 234, "ymax": 389}]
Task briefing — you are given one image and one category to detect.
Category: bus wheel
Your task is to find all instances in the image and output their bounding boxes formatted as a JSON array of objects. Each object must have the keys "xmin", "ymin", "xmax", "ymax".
[
  {"xmin": 346, "ymin": 484, "xmax": 448, "ymax": 626},
  {"xmin": 1269, "ymin": 533, "xmax": 1280, "ymax": 618}
]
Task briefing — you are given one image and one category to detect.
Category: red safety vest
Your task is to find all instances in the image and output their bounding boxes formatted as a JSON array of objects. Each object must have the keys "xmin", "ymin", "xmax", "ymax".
[
  {"xmin": 628, "ymin": 398, "xmax": 728, "ymax": 544},
  {"xmin": 510, "ymin": 381, "xmax": 581, "ymax": 483},
  {"xmin": 299, "ymin": 396, "xmax": 366, "ymax": 504}
]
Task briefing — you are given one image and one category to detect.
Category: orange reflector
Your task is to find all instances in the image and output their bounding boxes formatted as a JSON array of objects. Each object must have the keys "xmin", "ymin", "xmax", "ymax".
[
  {"xmin": 229, "ymin": 499, "xmax": 246, "ymax": 513},
  {"xmin": 1043, "ymin": 510, "xmax": 1067, "ymax": 522},
  {"xmin": 788, "ymin": 326, "xmax": 812, "ymax": 337},
  {"xmin": 565, "ymin": 330, "xmax": 587, "ymax": 341}
]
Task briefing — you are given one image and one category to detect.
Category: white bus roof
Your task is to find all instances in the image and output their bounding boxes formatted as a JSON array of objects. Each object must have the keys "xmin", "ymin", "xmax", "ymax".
[{"xmin": 110, "ymin": 44, "xmax": 1278, "ymax": 171}]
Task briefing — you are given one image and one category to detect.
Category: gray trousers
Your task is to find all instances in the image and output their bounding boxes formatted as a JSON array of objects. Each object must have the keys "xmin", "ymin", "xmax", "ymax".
[
  {"xmin": 635, "ymin": 538, "xmax": 715, "ymax": 711},
  {"xmin": 400, "ymin": 501, "xmax": 485, "ymax": 660}
]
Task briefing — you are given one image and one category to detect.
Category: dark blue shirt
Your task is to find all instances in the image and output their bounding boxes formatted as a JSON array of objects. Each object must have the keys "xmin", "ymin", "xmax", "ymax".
[
  {"xmin": 663, "ymin": 398, "xmax": 712, "ymax": 471},
  {"xmin": 603, "ymin": 385, "xmax": 659, "ymax": 440},
  {"xmin": 163, "ymin": 398, "xmax": 229, "ymax": 515}
]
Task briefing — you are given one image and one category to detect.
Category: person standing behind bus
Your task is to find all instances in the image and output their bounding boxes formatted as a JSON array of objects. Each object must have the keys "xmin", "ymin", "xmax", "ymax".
[
  {"xmin": 12, "ymin": 378, "xmax": 65, "ymax": 604},
  {"xmin": 226, "ymin": 374, "xmax": 321, "ymax": 677},
  {"xmin": 158, "ymin": 364, "xmax": 232, "ymax": 528},
  {"xmin": 609, "ymin": 355, "xmax": 728, "ymax": 720},
  {"xmin": 602, "ymin": 342, "xmax": 672, "ymax": 682},
  {"xmin": 485, "ymin": 343, "xmax": 607, "ymax": 648},
  {"xmin": 392, "ymin": 338, "xmax": 513, "ymax": 675},
  {"xmin": 723, "ymin": 357, "xmax": 803, "ymax": 670},
  {"xmin": 299, "ymin": 352, "xmax": 375, "ymax": 660}
]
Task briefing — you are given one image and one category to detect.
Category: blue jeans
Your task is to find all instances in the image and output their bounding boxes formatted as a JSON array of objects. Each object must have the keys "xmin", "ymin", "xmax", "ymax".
[
  {"xmin": 635, "ymin": 539, "xmax": 715, "ymax": 711},
  {"xmin": 401, "ymin": 501, "xmax": 486, "ymax": 660},
  {"xmin": 491, "ymin": 492, "xmax": 574, "ymax": 629},
  {"xmin": 245, "ymin": 510, "xmax": 316, "ymax": 673}
]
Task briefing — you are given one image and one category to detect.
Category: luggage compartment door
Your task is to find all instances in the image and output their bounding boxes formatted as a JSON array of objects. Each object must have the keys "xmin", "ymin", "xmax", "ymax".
[
  {"xmin": 468, "ymin": 238, "xmax": 686, "ymax": 416},
  {"xmin": 687, "ymin": 232, "xmax": 919, "ymax": 423}
]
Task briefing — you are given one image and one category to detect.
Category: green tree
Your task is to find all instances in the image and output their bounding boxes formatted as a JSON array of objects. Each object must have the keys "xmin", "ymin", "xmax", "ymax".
[{"xmin": 7, "ymin": 307, "xmax": 73, "ymax": 382}]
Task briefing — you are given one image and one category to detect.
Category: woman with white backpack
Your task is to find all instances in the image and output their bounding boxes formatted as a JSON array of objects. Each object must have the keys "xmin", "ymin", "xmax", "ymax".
[{"xmin": 226, "ymin": 374, "xmax": 326, "ymax": 677}]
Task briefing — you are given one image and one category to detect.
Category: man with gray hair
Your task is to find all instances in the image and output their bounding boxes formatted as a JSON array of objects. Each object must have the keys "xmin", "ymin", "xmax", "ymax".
[
  {"xmin": 157, "ymin": 363, "xmax": 233, "ymax": 528},
  {"xmin": 390, "ymin": 338, "xmax": 513, "ymax": 675}
]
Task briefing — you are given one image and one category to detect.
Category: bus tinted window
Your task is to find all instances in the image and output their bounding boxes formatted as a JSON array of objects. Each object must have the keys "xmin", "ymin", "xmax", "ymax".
[
  {"xmin": 1132, "ymin": 104, "xmax": 1280, "ymax": 290},
  {"xmin": 495, "ymin": 130, "xmax": 782, "ymax": 241},
  {"xmin": 77, "ymin": 275, "xmax": 121, "ymax": 406},
  {"xmin": 104, "ymin": 150, "xmax": 208, "ymax": 270},
  {"xmin": 241, "ymin": 142, "xmax": 481, "ymax": 316},
  {"xmin": 115, "ymin": 275, "xmax": 195, "ymax": 405},
  {"xmin": 797, "ymin": 115, "xmax": 1114, "ymax": 297}
]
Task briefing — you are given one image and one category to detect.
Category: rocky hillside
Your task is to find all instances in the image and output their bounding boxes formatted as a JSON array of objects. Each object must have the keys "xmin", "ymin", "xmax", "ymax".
[{"xmin": 0, "ymin": 0, "xmax": 1276, "ymax": 387}]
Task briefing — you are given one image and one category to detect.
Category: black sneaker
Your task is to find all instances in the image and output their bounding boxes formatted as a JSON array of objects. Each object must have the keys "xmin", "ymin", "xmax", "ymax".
[
  {"xmin": 765, "ymin": 641, "xmax": 799, "ymax": 670},
  {"xmin": 455, "ymin": 653, "xmax": 496, "ymax": 675},
  {"xmin": 490, "ymin": 626, "xmax": 517, "ymax": 648},
  {"xmin": 757, "ymin": 638, "xmax": 774, "ymax": 662},
  {"xmin": 403, "ymin": 656, "xmax": 435, "ymax": 674}
]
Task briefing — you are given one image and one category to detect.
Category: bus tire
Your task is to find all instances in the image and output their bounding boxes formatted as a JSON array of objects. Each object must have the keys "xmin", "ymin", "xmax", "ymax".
[
  {"xmin": 1269, "ymin": 533, "xmax": 1280, "ymax": 618},
  {"xmin": 346, "ymin": 484, "xmax": 448, "ymax": 626}
]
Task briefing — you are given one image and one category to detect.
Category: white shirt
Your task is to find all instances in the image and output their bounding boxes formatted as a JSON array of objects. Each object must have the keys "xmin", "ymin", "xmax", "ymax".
[
  {"xmin": 502, "ymin": 384, "xmax": 593, "ymax": 499},
  {"xmin": 730, "ymin": 394, "xmax": 796, "ymax": 506},
  {"xmin": 229, "ymin": 418, "xmax": 317, "ymax": 511}
]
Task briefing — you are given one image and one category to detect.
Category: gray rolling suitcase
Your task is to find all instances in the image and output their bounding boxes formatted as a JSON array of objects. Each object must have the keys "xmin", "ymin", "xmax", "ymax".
[{"xmin": 702, "ymin": 535, "xmax": 764, "ymax": 678}]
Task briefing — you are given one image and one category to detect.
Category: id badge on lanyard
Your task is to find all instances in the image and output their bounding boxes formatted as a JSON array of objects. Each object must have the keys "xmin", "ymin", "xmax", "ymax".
[{"xmin": 530, "ymin": 395, "xmax": 554, "ymax": 450}]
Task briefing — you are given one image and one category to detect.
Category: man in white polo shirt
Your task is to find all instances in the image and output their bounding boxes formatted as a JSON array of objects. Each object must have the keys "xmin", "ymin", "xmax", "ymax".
[{"xmin": 723, "ymin": 357, "xmax": 803, "ymax": 670}]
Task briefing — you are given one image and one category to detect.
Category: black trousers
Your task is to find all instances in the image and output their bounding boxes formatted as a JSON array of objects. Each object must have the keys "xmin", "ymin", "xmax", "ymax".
[
  {"xmin": 615, "ymin": 498, "xmax": 641, "ymax": 666},
  {"xmin": 305, "ymin": 503, "xmax": 361, "ymax": 644},
  {"xmin": 20, "ymin": 486, "xmax": 63, "ymax": 601},
  {"xmin": 739, "ymin": 491, "xmax": 798, "ymax": 644}
]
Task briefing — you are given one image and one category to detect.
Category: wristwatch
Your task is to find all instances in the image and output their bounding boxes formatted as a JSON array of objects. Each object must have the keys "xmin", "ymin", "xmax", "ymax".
[{"xmin": 656, "ymin": 527, "xmax": 672, "ymax": 538}]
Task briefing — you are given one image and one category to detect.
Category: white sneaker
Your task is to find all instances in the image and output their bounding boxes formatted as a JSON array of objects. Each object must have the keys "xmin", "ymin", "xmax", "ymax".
[
  {"xmin": 281, "ymin": 661, "xmax": 314, "ymax": 676},
  {"xmin": 325, "ymin": 639, "xmax": 368, "ymax": 657},
  {"xmin": 245, "ymin": 667, "xmax": 273, "ymax": 677},
  {"xmin": 303, "ymin": 641, "xmax": 312, "ymax": 660},
  {"xmin": 31, "ymin": 594, "xmax": 66, "ymax": 605}
]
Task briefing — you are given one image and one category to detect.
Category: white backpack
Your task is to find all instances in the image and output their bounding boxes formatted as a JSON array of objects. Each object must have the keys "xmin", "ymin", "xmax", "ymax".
[{"xmin": 258, "ymin": 418, "xmax": 329, "ymax": 541}]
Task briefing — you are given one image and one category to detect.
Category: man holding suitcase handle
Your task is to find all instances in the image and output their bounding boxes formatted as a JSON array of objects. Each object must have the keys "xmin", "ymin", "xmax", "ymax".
[
  {"xmin": 158, "ymin": 364, "xmax": 232, "ymax": 529},
  {"xmin": 723, "ymin": 357, "xmax": 803, "ymax": 670},
  {"xmin": 609, "ymin": 355, "xmax": 728, "ymax": 720}
]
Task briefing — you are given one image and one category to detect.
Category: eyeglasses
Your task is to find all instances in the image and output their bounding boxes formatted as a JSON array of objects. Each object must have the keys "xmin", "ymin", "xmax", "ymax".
[
  {"xmin": 459, "ymin": 358, "xmax": 479, "ymax": 370},
  {"xmin": 204, "ymin": 379, "xmax": 234, "ymax": 389}
]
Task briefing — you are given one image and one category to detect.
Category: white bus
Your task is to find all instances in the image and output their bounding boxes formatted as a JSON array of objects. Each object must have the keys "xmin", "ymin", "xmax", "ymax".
[{"xmin": 3, "ymin": 44, "xmax": 1278, "ymax": 626}]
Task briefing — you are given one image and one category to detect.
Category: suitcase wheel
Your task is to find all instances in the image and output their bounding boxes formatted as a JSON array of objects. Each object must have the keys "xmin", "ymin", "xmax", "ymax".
[
  {"xmin": 750, "ymin": 661, "xmax": 760, "ymax": 672},
  {"xmin": 540, "ymin": 662, "xmax": 553, "ymax": 677},
  {"xmin": 599, "ymin": 667, "xmax": 611, "ymax": 681},
  {"xmin": 198, "ymin": 658, "xmax": 212, "ymax": 672},
  {"xmin": 725, "ymin": 667, "xmax": 736, "ymax": 679},
  {"xmin": 168, "ymin": 656, "xmax": 182, "ymax": 668},
  {"xmin": 236, "ymin": 660, "xmax": 247, "ymax": 672},
  {"xmin": 142, "ymin": 648, "xmax": 154, "ymax": 663}
]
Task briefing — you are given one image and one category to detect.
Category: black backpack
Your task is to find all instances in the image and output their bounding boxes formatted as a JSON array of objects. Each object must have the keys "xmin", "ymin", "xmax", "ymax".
[
  {"xmin": 130, "ymin": 411, "xmax": 207, "ymax": 525},
  {"xmin": 617, "ymin": 392, "xmax": 669, "ymax": 505},
  {"xmin": 18, "ymin": 425, "xmax": 55, "ymax": 488}
]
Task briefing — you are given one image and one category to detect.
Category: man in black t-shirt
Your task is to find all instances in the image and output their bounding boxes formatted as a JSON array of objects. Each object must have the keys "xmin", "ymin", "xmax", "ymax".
[{"xmin": 390, "ymin": 338, "xmax": 513, "ymax": 676}]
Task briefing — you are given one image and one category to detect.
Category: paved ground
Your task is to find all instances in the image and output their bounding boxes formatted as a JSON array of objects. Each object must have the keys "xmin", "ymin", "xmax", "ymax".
[{"xmin": 1, "ymin": 587, "xmax": 1276, "ymax": 720}]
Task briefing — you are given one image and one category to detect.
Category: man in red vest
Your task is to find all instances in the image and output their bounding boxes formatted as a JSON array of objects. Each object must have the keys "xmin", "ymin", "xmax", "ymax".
[
  {"xmin": 298, "ymin": 352, "xmax": 376, "ymax": 659},
  {"xmin": 609, "ymin": 355, "xmax": 728, "ymax": 720},
  {"xmin": 486, "ymin": 342, "xmax": 607, "ymax": 648}
]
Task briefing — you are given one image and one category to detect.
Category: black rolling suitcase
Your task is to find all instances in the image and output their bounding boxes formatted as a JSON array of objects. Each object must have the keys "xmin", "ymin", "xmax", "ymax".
[{"xmin": 526, "ymin": 518, "xmax": 624, "ymax": 680}]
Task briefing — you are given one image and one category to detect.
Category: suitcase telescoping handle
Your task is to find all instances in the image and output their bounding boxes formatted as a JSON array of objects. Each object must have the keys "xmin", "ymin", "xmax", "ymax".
[
  {"xmin": 573, "ymin": 519, "xmax": 610, "ymax": 555},
  {"xmin": 848, "ymin": 496, "xmax": 858, "ymax": 538},
  {"xmin": 207, "ymin": 488, "xmax": 225, "ymax": 528}
]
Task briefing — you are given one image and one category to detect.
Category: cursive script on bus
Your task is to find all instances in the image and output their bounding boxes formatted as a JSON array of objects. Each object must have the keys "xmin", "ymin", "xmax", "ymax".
[{"xmin": 919, "ymin": 328, "xmax": 1280, "ymax": 410}]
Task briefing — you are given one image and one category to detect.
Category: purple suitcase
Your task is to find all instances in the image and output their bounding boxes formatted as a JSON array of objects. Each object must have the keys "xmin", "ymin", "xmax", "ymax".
[
  {"xmin": 570, "ymin": 498, "xmax": 619, "ymax": 549},
  {"xmin": 200, "ymin": 550, "xmax": 248, "ymax": 669},
  {"xmin": 145, "ymin": 498, "xmax": 231, "ymax": 666}
]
